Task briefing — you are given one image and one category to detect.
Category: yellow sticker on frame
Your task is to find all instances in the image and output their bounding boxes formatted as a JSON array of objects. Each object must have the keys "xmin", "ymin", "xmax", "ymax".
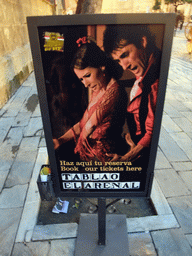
[{"xmin": 44, "ymin": 32, "xmax": 64, "ymax": 52}]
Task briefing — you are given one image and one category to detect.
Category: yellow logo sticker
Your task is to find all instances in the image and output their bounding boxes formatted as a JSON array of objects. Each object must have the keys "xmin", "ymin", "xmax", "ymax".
[{"xmin": 44, "ymin": 32, "xmax": 64, "ymax": 52}]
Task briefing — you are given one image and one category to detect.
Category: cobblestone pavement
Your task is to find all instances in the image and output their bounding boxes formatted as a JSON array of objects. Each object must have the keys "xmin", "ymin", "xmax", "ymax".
[
  {"xmin": 172, "ymin": 27, "xmax": 192, "ymax": 63},
  {"xmin": 0, "ymin": 27, "xmax": 192, "ymax": 255}
]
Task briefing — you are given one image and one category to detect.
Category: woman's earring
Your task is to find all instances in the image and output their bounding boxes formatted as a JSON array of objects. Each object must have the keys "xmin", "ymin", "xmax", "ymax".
[{"xmin": 101, "ymin": 67, "xmax": 105, "ymax": 76}]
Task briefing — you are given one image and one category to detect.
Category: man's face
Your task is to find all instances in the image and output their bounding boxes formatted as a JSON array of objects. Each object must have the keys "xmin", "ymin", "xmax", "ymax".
[{"xmin": 111, "ymin": 37, "xmax": 148, "ymax": 78}]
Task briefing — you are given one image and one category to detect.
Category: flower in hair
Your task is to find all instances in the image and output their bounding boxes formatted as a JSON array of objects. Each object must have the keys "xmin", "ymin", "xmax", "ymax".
[{"xmin": 76, "ymin": 36, "xmax": 87, "ymax": 47}]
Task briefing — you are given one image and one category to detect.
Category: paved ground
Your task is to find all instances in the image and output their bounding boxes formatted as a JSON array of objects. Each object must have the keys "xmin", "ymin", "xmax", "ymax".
[{"xmin": 1, "ymin": 28, "xmax": 192, "ymax": 255}]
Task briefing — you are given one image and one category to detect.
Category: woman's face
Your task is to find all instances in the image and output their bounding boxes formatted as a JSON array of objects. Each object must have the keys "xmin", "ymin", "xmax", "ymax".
[{"xmin": 74, "ymin": 67, "xmax": 104, "ymax": 93}]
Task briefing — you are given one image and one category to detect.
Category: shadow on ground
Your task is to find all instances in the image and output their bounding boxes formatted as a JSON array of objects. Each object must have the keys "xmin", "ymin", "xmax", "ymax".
[{"xmin": 37, "ymin": 197, "xmax": 157, "ymax": 225}]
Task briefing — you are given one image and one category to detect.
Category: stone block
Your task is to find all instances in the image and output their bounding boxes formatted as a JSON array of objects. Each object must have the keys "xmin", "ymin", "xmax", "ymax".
[
  {"xmin": 167, "ymin": 79, "xmax": 178, "ymax": 89},
  {"xmin": 3, "ymin": 86, "xmax": 31, "ymax": 117},
  {"xmin": 32, "ymin": 223, "xmax": 78, "ymax": 240},
  {"xmin": 171, "ymin": 161, "xmax": 192, "ymax": 171},
  {"xmin": 0, "ymin": 208, "xmax": 23, "ymax": 256},
  {"xmin": 4, "ymin": 126, "xmax": 24, "ymax": 146},
  {"xmin": 0, "ymin": 106, "xmax": 6, "ymax": 117},
  {"xmin": 16, "ymin": 200, "xmax": 41, "ymax": 243},
  {"xmin": 24, "ymin": 117, "xmax": 43, "ymax": 137},
  {"xmin": 186, "ymin": 132, "xmax": 192, "ymax": 140},
  {"xmin": 127, "ymin": 214, "xmax": 179, "ymax": 233},
  {"xmin": 164, "ymin": 90, "xmax": 176, "ymax": 102},
  {"xmin": 151, "ymin": 228, "xmax": 192, "ymax": 256},
  {"xmin": 13, "ymin": 241, "xmax": 51, "ymax": 256},
  {"xmin": 10, "ymin": 44, "xmax": 28, "ymax": 72},
  {"xmin": 155, "ymin": 169, "xmax": 191, "ymax": 198},
  {"xmin": 184, "ymin": 101, "xmax": 192, "ymax": 111},
  {"xmin": 168, "ymin": 99, "xmax": 190, "ymax": 112},
  {"xmin": 162, "ymin": 115, "xmax": 182, "ymax": 133},
  {"xmin": 170, "ymin": 132, "xmax": 192, "ymax": 161},
  {"xmin": 22, "ymin": 71, "xmax": 35, "ymax": 87},
  {"xmin": 168, "ymin": 196, "xmax": 192, "ymax": 233},
  {"xmin": 3, "ymin": 1, "xmax": 15, "ymax": 25},
  {"xmin": 39, "ymin": 137, "xmax": 46, "ymax": 147},
  {"xmin": 185, "ymin": 234, "xmax": 192, "ymax": 247},
  {"xmin": 32, "ymin": 103, "xmax": 41, "ymax": 117},
  {"xmin": 12, "ymin": 243, "xmax": 33, "ymax": 256},
  {"xmin": 179, "ymin": 171, "xmax": 192, "ymax": 192},
  {"xmin": 0, "ymin": 117, "xmax": 14, "ymax": 143},
  {"xmin": 19, "ymin": 25, "xmax": 29, "ymax": 46},
  {"xmin": 128, "ymin": 232, "xmax": 157, "ymax": 256},
  {"xmin": 19, "ymin": 88, "xmax": 38, "ymax": 114},
  {"xmin": 151, "ymin": 178, "xmax": 173, "ymax": 215},
  {"xmin": 0, "ymin": 86, "xmax": 9, "ymax": 110},
  {"xmin": 173, "ymin": 117, "xmax": 192, "ymax": 133},
  {"xmin": 15, "ymin": 147, "xmax": 48, "ymax": 243},
  {"xmin": 18, "ymin": 136, "xmax": 40, "ymax": 152},
  {"xmin": 182, "ymin": 111, "xmax": 192, "ymax": 122},
  {"xmin": 158, "ymin": 127, "xmax": 189, "ymax": 162},
  {"xmin": 5, "ymin": 149, "xmax": 38, "ymax": 187},
  {"xmin": 0, "ymin": 169, "xmax": 9, "ymax": 193},
  {"xmin": 0, "ymin": 184, "xmax": 28, "ymax": 208},
  {"xmin": 25, "ymin": 181, "xmax": 40, "ymax": 203},
  {"xmin": 25, "ymin": 230, "xmax": 34, "ymax": 243},
  {"xmin": 0, "ymin": 27, "xmax": 6, "ymax": 56},
  {"xmin": 154, "ymin": 148, "xmax": 172, "ymax": 169},
  {"xmin": 0, "ymin": 142, "xmax": 16, "ymax": 181},
  {"xmin": 49, "ymin": 239, "xmax": 76, "ymax": 256},
  {"xmin": 176, "ymin": 90, "xmax": 192, "ymax": 103},
  {"xmin": 30, "ymin": 147, "xmax": 48, "ymax": 183},
  {"xmin": 13, "ymin": 112, "xmax": 32, "ymax": 127},
  {"xmin": 163, "ymin": 102, "xmax": 183, "ymax": 117},
  {"xmin": 27, "ymin": 241, "xmax": 50, "ymax": 256}
]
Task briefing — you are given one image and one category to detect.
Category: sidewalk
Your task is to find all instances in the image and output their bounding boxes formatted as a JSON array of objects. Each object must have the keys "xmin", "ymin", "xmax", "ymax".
[{"xmin": 1, "ymin": 31, "xmax": 192, "ymax": 255}]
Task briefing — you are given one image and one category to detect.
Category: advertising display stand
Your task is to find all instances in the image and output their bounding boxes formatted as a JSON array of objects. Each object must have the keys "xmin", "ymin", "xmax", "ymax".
[{"xmin": 27, "ymin": 13, "xmax": 175, "ymax": 254}]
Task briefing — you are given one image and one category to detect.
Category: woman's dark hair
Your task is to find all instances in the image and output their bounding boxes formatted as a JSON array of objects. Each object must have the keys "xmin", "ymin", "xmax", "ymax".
[
  {"xmin": 71, "ymin": 40, "xmax": 123, "ymax": 80},
  {"xmin": 103, "ymin": 25, "xmax": 156, "ymax": 56}
]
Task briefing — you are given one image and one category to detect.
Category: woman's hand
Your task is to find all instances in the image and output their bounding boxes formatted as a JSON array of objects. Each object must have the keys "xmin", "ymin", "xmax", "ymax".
[
  {"xmin": 78, "ymin": 134, "xmax": 87, "ymax": 147},
  {"xmin": 53, "ymin": 124, "xmax": 80, "ymax": 151},
  {"xmin": 53, "ymin": 138, "xmax": 60, "ymax": 150}
]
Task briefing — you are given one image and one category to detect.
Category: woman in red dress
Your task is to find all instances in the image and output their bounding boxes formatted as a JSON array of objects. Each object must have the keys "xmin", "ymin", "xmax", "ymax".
[{"xmin": 53, "ymin": 40, "xmax": 130, "ymax": 163}]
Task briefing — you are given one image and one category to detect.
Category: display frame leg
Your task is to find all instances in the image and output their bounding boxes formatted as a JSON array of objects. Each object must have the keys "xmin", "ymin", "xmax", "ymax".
[{"xmin": 98, "ymin": 197, "xmax": 106, "ymax": 245}]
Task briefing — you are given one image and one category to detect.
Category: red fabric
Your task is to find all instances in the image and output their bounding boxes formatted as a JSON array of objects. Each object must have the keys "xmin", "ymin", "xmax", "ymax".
[
  {"xmin": 127, "ymin": 55, "xmax": 159, "ymax": 148},
  {"xmin": 74, "ymin": 82, "xmax": 121, "ymax": 163}
]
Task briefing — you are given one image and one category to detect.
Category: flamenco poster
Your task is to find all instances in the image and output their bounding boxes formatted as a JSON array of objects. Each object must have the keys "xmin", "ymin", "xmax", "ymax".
[{"xmin": 27, "ymin": 14, "xmax": 175, "ymax": 198}]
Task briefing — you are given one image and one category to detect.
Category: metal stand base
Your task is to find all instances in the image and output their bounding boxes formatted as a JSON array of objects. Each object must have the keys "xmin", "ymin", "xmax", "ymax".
[{"xmin": 75, "ymin": 214, "xmax": 129, "ymax": 256}]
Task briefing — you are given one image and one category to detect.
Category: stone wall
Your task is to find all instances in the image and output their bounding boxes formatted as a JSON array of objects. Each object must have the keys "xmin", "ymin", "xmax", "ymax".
[
  {"xmin": 101, "ymin": 0, "xmax": 154, "ymax": 14},
  {"xmin": 64, "ymin": 0, "xmax": 77, "ymax": 14},
  {"xmin": 0, "ymin": 0, "xmax": 55, "ymax": 108}
]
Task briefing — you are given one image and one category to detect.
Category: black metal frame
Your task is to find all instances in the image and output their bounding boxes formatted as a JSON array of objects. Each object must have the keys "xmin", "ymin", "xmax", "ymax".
[{"xmin": 27, "ymin": 13, "xmax": 176, "ymax": 199}]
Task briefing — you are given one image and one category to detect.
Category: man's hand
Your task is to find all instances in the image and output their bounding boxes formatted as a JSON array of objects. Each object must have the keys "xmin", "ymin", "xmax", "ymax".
[
  {"xmin": 106, "ymin": 144, "xmax": 143, "ymax": 162},
  {"xmin": 125, "ymin": 133, "xmax": 136, "ymax": 150},
  {"xmin": 121, "ymin": 144, "xmax": 143, "ymax": 161},
  {"xmin": 106, "ymin": 153, "xmax": 120, "ymax": 162},
  {"xmin": 53, "ymin": 138, "xmax": 60, "ymax": 150}
]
